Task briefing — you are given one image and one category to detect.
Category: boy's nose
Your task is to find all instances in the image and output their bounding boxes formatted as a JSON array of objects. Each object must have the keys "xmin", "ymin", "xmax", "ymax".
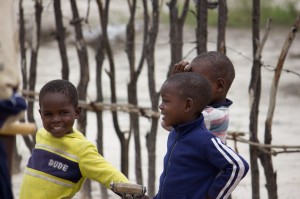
[
  {"xmin": 158, "ymin": 103, "xmax": 163, "ymax": 110},
  {"xmin": 51, "ymin": 114, "xmax": 61, "ymax": 122}
]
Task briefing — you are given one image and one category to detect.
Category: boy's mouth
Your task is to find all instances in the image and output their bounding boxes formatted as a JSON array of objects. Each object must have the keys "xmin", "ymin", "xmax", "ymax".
[
  {"xmin": 49, "ymin": 126, "xmax": 67, "ymax": 137},
  {"xmin": 52, "ymin": 126, "xmax": 63, "ymax": 130},
  {"xmin": 50, "ymin": 125, "xmax": 66, "ymax": 135}
]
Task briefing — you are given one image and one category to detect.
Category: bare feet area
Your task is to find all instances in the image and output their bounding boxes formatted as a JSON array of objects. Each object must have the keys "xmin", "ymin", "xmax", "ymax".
[{"xmin": 12, "ymin": 1, "xmax": 300, "ymax": 198}]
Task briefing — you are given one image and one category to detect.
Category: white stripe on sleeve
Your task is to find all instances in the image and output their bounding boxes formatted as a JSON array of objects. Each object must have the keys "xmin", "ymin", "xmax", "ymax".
[{"xmin": 211, "ymin": 138, "xmax": 245, "ymax": 199}]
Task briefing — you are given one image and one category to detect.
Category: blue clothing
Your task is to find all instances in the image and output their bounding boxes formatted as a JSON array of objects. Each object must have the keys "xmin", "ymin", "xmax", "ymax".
[
  {"xmin": 0, "ymin": 140, "xmax": 14, "ymax": 199},
  {"xmin": 154, "ymin": 115, "xmax": 249, "ymax": 199},
  {"xmin": 0, "ymin": 92, "xmax": 26, "ymax": 199},
  {"xmin": 0, "ymin": 92, "xmax": 27, "ymax": 128},
  {"xmin": 209, "ymin": 98, "xmax": 233, "ymax": 109}
]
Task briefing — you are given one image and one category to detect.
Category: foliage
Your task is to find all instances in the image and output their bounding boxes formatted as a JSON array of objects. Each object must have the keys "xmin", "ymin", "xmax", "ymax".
[{"xmin": 161, "ymin": 0, "xmax": 299, "ymax": 28}]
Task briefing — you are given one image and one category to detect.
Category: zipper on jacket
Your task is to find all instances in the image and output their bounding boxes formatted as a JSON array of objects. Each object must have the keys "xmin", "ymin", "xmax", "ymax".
[{"xmin": 160, "ymin": 131, "xmax": 179, "ymax": 199}]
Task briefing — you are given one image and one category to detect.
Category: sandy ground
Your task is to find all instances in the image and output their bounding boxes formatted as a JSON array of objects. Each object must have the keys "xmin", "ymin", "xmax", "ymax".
[{"xmin": 11, "ymin": 1, "xmax": 300, "ymax": 198}]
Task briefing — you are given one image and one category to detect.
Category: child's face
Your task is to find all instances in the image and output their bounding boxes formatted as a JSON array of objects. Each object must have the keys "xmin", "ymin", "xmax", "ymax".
[
  {"xmin": 159, "ymin": 82, "xmax": 190, "ymax": 127},
  {"xmin": 39, "ymin": 93, "xmax": 80, "ymax": 138}
]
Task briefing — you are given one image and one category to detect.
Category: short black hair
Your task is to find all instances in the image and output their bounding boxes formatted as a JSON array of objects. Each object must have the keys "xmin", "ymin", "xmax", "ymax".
[
  {"xmin": 39, "ymin": 79, "xmax": 78, "ymax": 108},
  {"xmin": 192, "ymin": 51, "xmax": 235, "ymax": 91},
  {"xmin": 164, "ymin": 72, "xmax": 212, "ymax": 114}
]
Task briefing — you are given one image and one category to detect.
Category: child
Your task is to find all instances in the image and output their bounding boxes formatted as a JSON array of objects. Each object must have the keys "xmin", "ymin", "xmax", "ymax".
[
  {"xmin": 168, "ymin": 51, "xmax": 235, "ymax": 143},
  {"xmin": 155, "ymin": 72, "xmax": 248, "ymax": 199},
  {"xmin": 19, "ymin": 79, "xmax": 129, "ymax": 198},
  {"xmin": 0, "ymin": 93, "xmax": 27, "ymax": 199}
]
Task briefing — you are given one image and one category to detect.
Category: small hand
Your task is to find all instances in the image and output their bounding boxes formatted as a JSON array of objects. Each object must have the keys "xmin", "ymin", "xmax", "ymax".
[
  {"xmin": 171, "ymin": 60, "xmax": 190, "ymax": 75},
  {"xmin": 183, "ymin": 64, "xmax": 191, "ymax": 71}
]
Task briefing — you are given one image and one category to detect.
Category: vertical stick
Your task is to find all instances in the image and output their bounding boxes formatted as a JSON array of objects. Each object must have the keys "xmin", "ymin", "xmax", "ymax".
[
  {"xmin": 249, "ymin": 0, "xmax": 261, "ymax": 198},
  {"xmin": 262, "ymin": 15, "xmax": 300, "ymax": 199}
]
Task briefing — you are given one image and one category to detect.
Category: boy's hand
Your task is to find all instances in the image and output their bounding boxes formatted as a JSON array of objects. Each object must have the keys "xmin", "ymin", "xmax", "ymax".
[{"xmin": 171, "ymin": 60, "xmax": 190, "ymax": 75}]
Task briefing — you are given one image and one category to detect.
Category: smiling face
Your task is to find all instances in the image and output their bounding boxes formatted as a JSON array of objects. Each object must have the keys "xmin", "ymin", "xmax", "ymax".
[
  {"xmin": 159, "ymin": 81, "xmax": 191, "ymax": 127},
  {"xmin": 39, "ymin": 92, "xmax": 80, "ymax": 138},
  {"xmin": 159, "ymin": 73, "xmax": 212, "ymax": 128}
]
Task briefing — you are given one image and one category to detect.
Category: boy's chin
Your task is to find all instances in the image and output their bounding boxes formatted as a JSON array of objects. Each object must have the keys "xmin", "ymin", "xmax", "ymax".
[
  {"xmin": 164, "ymin": 125, "xmax": 173, "ymax": 131},
  {"xmin": 48, "ymin": 129, "xmax": 71, "ymax": 138},
  {"xmin": 50, "ymin": 132, "xmax": 66, "ymax": 138}
]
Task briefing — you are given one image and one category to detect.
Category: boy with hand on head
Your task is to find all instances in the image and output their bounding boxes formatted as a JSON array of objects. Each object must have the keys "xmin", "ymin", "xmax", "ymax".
[
  {"xmin": 164, "ymin": 51, "xmax": 235, "ymax": 143},
  {"xmin": 19, "ymin": 79, "xmax": 130, "ymax": 198},
  {"xmin": 155, "ymin": 72, "xmax": 248, "ymax": 199}
]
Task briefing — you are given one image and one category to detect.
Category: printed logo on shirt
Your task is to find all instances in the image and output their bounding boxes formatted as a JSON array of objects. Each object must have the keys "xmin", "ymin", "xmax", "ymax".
[
  {"xmin": 48, "ymin": 159, "xmax": 69, "ymax": 172},
  {"xmin": 28, "ymin": 148, "xmax": 82, "ymax": 183}
]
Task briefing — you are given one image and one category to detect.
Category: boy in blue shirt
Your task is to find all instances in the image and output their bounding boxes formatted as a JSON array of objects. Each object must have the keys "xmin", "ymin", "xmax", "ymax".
[
  {"xmin": 165, "ymin": 51, "xmax": 235, "ymax": 143},
  {"xmin": 155, "ymin": 72, "xmax": 248, "ymax": 199}
]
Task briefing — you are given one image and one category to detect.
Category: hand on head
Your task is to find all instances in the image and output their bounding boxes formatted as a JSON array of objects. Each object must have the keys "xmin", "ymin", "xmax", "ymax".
[{"xmin": 171, "ymin": 60, "xmax": 190, "ymax": 75}]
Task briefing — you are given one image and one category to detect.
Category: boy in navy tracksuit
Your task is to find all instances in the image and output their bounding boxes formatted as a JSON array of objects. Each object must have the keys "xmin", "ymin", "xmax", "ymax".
[
  {"xmin": 166, "ymin": 51, "xmax": 236, "ymax": 143},
  {"xmin": 155, "ymin": 72, "xmax": 249, "ymax": 199}
]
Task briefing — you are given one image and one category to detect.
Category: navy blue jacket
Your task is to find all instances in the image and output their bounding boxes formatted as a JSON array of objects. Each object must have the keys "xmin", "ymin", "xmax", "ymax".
[
  {"xmin": 154, "ymin": 115, "xmax": 249, "ymax": 199},
  {"xmin": 0, "ymin": 141, "xmax": 14, "ymax": 199}
]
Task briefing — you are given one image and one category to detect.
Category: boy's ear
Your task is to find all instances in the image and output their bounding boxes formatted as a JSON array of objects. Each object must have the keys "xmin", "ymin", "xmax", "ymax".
[
  {"xmin": 216, "ymin": 78, "xmax": 225, "ymax": 92},
  {"xmin": 75, "ymin": 107, "xmax": 81, "ymax": 118},
  {"xmin": 185, "ymin": 98, "xmax": 193, "ymax": 112}
]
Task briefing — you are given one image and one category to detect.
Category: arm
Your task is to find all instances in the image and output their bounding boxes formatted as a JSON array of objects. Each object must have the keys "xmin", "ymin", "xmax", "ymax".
[
  {"xmin": 79, "ymin": 141, "xmax": 129, "ymax": 189},
  {"xmin": 206, "ymin": 137, "xmax": 249, "ymax": 199}
]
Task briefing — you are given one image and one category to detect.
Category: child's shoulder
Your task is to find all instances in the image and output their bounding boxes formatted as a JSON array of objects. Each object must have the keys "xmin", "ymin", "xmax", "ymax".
[
  {"xmin": 188, "ymin": 125, "xmax": 215, "ymax": 143},
  {"xmin": 37, "ymin": 128, "xmax": 92, "ymax": 147},
  {"xmin": 67, "ymin": 129, "xmax": 93, "ymax": 145}
]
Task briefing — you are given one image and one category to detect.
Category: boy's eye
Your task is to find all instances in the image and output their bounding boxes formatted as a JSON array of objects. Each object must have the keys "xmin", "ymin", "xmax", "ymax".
[
  {"xmin": 60, "ymin": 111, "xmax": 69, "ymax": 115},
  {"xmin": 42, "ymin": 112, "xmax": 52, "ymax": 117},
  {"xmin": 162, "ymin": 98, "xmax": 169, "ymax": 103}
]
